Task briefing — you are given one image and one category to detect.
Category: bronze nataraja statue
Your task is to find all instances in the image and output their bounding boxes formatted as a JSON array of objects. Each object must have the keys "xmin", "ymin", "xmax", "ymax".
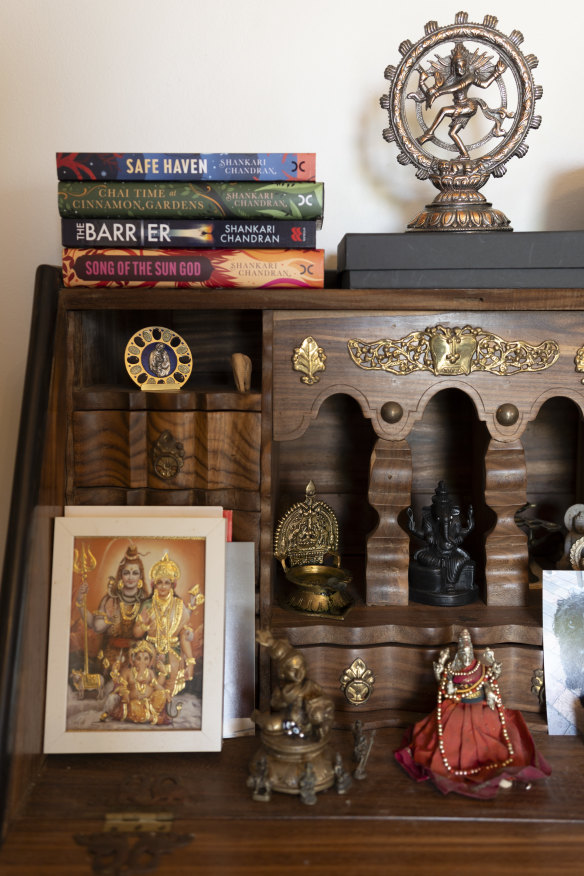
[{"xmin": 380, "ymin": 11, "xmax": 542, "ymax": 231}]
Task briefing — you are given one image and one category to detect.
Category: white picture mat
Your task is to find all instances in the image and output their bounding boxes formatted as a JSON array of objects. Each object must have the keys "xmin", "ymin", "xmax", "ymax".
[
  {"xmin": 44, "ymin": 515, "xmax": 226, "ymax": 753},
  {"xmin": 542, "ymin": 569, "xmax": 584, "ymax": 735}
]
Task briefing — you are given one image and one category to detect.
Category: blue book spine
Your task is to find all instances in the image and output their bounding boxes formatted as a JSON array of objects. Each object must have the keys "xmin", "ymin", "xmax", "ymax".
[{"xmin": 57, "ymin": 152, "xmax": 316, "ymax": 181}]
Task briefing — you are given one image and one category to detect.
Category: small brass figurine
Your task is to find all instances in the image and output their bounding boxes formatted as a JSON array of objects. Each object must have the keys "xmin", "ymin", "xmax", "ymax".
[
  {"xmin": 352, "ymin": 719, "xmax": 376, "ymax": 780},
  {"xmin": 380, "ymin": 12, "xmax": 542, "ymax": 231},
  {"xmin": 407, "ymin": 481, "xmax": 477, "ymax": 606},
  {"xmin": 334, "ymin": 753, "xmax": 353, "ymax": 794},
  {"xmin": 246, "ymin": 755, "xmax": 272, "ymax": 802},
  {"xmin": 274, "ymin": 481, "xmax": 353, "ymax": 618},
  {"xmin": 298, "ymin": 763, "xmax": 318, "ymax": 805},
  {"xmin": 395, "ymin": 629, "xmax": 551, "ymax": 798},
  {"xmin": 249, "ymin": 629, "xmax": 335, "ymax": 799}
]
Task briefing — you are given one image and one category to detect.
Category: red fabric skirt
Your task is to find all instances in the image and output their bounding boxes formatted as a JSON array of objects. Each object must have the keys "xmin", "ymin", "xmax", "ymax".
[{"xmin": 395, "ymin": 699, "xmax": 551, "ymax": 798}]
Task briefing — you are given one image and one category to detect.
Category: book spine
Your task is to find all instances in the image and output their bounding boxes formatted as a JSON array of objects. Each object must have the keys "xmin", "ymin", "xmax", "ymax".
[
  {"xmin": 61, "ymin": 218, "xmax": 318, "ymax": 248},
  {"xmin": 58, "ymin": 181, "xmax": 324, "ymax": 221},
  {"xmin": 62, "ymin": 248, "xmax": 325, "ymax": 289},
  {"xmin": 57, "ymin": 152, "xmax": 316, "ymax": 181}
]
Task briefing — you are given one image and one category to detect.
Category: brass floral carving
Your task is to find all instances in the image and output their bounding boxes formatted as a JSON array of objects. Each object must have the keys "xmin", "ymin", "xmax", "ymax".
[
  {"xmin": 292, "ymin": 336, "xmax": 326, "ymax": 385},
  {"xmin": 347, "ymin": 325, "xmax": 559, "ymax": 376},
  {"xmin": 340, "ymin": 658, "xmax": 376, "ymax": 705}
]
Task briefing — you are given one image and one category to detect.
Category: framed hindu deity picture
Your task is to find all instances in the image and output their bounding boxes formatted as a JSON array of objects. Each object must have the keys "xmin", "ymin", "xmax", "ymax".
[
  {"xmin": 44, "ymin": 515, "xmax": 226, "ymax": 753},
  {"xmin": 542, "ymin": 569, "xmax": 584, "ymax": 735}
]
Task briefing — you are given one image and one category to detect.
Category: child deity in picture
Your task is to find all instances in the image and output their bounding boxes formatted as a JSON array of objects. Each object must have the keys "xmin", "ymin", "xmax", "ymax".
[
  {"xmin": 395, "ymin": 629, "xmax": 551, "ymax": 798},
  {"xmin": 107, "ymin": 640, "xmax": 171, "ymax": 725}
]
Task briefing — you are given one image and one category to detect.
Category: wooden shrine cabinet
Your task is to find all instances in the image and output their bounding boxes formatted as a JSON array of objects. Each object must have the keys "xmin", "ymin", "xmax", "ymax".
[
  {"xmin": 265, "ymin": 296, "xmax": 584, "ymax": 722},
  {"xmin": 2, "ymin": 265, "xmax": 584, "ymax": 873}
]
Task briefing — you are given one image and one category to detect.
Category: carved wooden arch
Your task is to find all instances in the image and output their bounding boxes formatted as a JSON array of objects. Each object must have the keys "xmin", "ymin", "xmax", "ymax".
[{"xmin": 274, "ymin": 378, "xmax": 584, "ymax": 444}]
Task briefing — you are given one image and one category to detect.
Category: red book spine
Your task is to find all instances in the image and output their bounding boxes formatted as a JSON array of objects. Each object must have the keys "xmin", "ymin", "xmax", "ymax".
[{"xmin": 62, "ymin": 247, "xmax": 324, "ymax": 289}]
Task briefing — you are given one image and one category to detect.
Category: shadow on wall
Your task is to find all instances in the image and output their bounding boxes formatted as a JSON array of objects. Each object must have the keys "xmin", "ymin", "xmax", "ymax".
[
  {"xmin": 358, "ymin": 92, "xmax": 429, "ymax": 231},
  {"xmin": 543, "ymin": 168, "xmax": 584, "ymax": 230}
]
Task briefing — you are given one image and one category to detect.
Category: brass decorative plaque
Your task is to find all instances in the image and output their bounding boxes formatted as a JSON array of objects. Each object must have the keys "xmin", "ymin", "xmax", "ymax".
[
  {"xmin": 347, "ymin": 325, "xmax": 559, "ymax": 376},
  {"xmin": 292, "ymin": 336, "xmax": 327, "ymax": 385}
]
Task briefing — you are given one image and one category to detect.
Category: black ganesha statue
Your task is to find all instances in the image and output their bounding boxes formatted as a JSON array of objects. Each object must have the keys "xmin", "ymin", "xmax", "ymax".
[{"xmin": 407, "ymin": 481, "xmax": 477, "ymax": 606}]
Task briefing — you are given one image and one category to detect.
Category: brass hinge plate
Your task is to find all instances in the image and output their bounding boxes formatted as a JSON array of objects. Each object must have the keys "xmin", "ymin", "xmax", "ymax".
[{"xmin": 104, "ymin": 812, "xmax": 173, "ymax": 833}]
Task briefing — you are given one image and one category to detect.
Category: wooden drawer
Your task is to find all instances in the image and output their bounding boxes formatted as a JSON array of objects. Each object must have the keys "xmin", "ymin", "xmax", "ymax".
[
  {"xmin": 297, "ymin": 642, "xmax": 544, "ymax": 716},
  {"xmin": 72, "ymin": 409, "xmax": 260, "ymax": 492}
]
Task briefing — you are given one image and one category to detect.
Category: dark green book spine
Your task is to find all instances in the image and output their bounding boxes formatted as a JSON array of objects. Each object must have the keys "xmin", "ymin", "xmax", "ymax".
[{"xmin": 58, "ymin": 180, "xmax": 324, "ymax": 220}]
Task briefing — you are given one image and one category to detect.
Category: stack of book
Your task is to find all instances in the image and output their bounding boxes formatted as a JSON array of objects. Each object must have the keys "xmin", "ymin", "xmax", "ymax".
[{"xmin": 57, "ymin": 152, "xmax": 325, "ymax": 288}]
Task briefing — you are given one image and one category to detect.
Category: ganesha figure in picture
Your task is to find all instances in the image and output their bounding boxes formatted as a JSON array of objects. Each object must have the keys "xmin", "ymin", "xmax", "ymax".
[{"xmin": 395, "ymin": 629, "xmax": 551, "ymax": 798}]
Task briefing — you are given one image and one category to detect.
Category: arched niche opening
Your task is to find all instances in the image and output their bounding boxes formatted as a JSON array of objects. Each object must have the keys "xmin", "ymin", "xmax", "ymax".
[
  {"xmin": 404, "ymin": 387, "xmax": 495, "ymax": 600},
  {"xmin": 521, "ymin": 395, "xmax": 584, "ymax": 574},
  {"xmin": 274, "ymin": 392, "xmax": 377, "ymax": 602}
]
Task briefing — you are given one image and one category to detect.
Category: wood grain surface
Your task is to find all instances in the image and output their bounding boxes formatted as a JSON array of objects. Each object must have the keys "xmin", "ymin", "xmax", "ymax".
[{"xmin": 1, "ymin": 729, "xmax": 582, "ymax": 875}]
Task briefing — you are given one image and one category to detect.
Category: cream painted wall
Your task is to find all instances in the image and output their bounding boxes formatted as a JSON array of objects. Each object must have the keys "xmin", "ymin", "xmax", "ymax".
[{"xmin": 1, "ymin": 0, "xmax": 583, "ymax": 574}]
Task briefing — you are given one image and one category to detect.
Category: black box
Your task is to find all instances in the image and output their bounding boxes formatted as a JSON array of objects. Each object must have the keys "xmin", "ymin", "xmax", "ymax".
[{"xmin": 337, "ymin": 231, "xmax": 584, "ymax": 289}]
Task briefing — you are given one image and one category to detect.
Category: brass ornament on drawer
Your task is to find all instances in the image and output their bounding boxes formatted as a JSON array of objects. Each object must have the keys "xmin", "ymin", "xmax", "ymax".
[
  {"xmin": 340, "ymin": 658, "xmax": 376, "ymax": 705},
  {"xmin": 292, "ymin": 336, "xmax": 326, "ymax": 385},
  {"xmin": 530, "ymin": 668, "xmax": 545, "ymax": 706},
  {"xmin": 151, "ymin": 430, "xmax": 185, "ymax": 480},
  {"xmin": 347, "ymin": 324, "xmax": 559, "ymax": 376}
]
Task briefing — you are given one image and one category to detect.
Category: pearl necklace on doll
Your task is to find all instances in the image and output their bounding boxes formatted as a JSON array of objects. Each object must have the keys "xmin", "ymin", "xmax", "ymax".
[{"xmin": 436, "ymin": 659, "xmax": 515, "ymax": 777}]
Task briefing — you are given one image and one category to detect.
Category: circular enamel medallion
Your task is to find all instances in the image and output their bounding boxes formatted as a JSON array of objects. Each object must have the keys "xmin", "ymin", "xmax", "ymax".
[{"xmin": 124, "ymin": 326, "xmax": 192, "ymax": 391}]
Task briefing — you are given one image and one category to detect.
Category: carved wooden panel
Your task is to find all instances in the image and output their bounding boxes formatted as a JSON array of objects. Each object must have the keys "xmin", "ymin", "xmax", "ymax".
[{"xmin": 271, "ymin": 310, "xmax": 584, "ymax": 443}]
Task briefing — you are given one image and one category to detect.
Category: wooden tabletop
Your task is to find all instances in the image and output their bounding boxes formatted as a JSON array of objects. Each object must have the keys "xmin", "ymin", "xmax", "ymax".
[{"xmin": 1, "ymin": 726, "xmax": 583, "ymax": 874}]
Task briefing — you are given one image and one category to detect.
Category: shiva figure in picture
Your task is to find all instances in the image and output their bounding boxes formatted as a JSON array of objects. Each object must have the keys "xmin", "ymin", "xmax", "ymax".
[{"xmin": 68, "ymin": 536, "xmax": 205, "ymax": 731}]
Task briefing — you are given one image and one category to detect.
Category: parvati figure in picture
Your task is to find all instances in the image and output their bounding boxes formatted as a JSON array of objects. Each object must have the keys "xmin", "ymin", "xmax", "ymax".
[
  {"xmin": 395, "ymin": 629, "xmax": 551, "ymax": 798},
  {"xmin": 133, "ymin": 552, "xmax": 196, "ymax": 698}
]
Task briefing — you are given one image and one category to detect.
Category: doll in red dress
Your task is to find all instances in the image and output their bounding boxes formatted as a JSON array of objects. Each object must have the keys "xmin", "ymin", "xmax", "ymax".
[{"xmin": 395, "ymin": 629, "xmax": 551, "ymax": 798}]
